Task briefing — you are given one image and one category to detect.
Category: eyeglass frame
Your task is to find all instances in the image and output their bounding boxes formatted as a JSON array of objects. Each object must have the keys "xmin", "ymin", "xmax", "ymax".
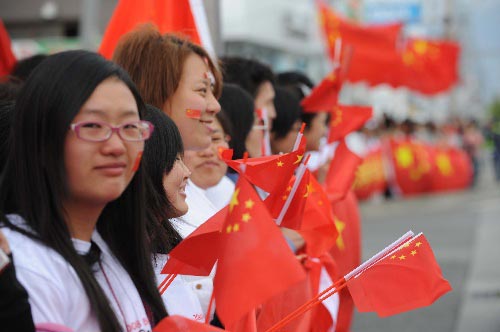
[{"xmin": 69, "ymin": 120, "xmax": 154, "ymax": 142}]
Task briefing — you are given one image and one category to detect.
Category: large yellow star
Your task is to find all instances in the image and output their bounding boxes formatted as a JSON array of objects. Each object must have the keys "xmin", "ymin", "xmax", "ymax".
[
  {"xmin": 436, "ymin": 153, "xmax": 453, "ymax": 176},
  {"xmin": 334, "ymin": 218, "xmax": 346, "ymax": 251},
  {"xmin": 303, "ymin": 183, "xmax": 314, "ymax": 198},
  {"xmin": 277, "ymin": 160, "xmax": 284, "ymax": 167},
  {"xmin": 241, "ymin": 213, "xmax": 251, "ymax": 223},
  {"xmin": 229, "ymin": 188, "xmax": 240, "ymax": 213},
  {"xmin": 244, "ymin": 199, "xmax": 254, "ymax": 209},
  {"xmin": 294, "ymin": 154, "xmax": 303, "ymax": 165},
  {"xmin": 395, "ymin": 146, "xmax": 414, "ymax": 169}
]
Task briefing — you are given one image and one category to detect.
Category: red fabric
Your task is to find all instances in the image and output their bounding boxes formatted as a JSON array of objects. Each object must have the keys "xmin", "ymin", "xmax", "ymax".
[
  {"xmin": 346, "ymin": 233, "xmax": 452, "ymax": 317},
  {"xmin": 226, "ymin": 309, "xmax": 258, "ymax": 332},
  {"xmin": 214, "ymin": 177, "xmax": 306, "ymax": 328},
  {"xmin": 353, "ymin": 148, "xmax": 387, "ymax": 200},
  {"xmin": 317, "ymin": 2, "xmax": 403, "ymax": 59},
  {"xmin": 153, "ymin": 315, "xmax": 224, "ymax": 331},
  {"xmin": 390, "ymin": 139, "xmax": 433, "ymax": 196},
  {"xmin": 0, "ymin": 20, "xmax": 16, "ymax": 77},
  {"xmin": 429, "ymin": 146, "xmax": 472, "ymax": 192},
  {"xmin": 256, "ymin": 275, "xmax": 313, "ymax": 332},
  {"xmin": 329, "ymin": 191, "xmax": 361, "ymax": 332},
  {"xmin": 223, "ymin": 148, "xmax": 304, "ymax": 194},
  {"xmin": 161, "ymin": 207, "xmax": 227, "ymax": 276},
  {"xmin": 99, "ymin": 0, "xmax": 201, "ymax": 59},
  {"xmin": 327, "ymin": 105, "xmax": 373, "ymax": 143},
  {"xmin": 324, "ymin": 140, "xmax": 363, "ymax": 202},
  {"xmin": 301, "ymin": 68, "xmax": 342, "ymax": 113}
]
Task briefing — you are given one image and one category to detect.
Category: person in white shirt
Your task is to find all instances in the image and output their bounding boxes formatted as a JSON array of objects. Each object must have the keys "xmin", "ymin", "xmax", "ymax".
[
  {"xmin": 0, "ymin": 51, "xmax": 167, "ymax": 332},
  {"xmin": 141, "ymin": 105, "xmax": 206, "ymax": 322}
]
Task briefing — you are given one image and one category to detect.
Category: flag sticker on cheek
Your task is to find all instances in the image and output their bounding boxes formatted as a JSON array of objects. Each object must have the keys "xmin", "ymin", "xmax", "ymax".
[
  {"xmin": 132, "ymin": 151, "xmax": 143, "ymax": 172},
  {"xmin": 185, "ymin": 109, "xmax": 202, "ymax": 119}
]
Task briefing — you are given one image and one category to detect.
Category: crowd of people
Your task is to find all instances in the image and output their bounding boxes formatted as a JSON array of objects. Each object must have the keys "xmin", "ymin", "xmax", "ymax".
[{"xmin": 0, "ymin": 22, "xmax": 472, "ymax": 332}]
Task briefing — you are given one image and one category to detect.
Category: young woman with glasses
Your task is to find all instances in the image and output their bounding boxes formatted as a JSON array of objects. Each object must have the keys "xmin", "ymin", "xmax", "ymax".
[{"xmin": 0, "ymin": 50, "xmax": 167, "ymax": 332}]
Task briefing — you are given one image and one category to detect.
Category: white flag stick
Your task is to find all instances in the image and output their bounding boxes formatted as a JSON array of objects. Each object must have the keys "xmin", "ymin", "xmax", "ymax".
[
  {"xmin": 276, "ymin": 154, "xmax": 310, "ymax": 226},
  {"xmin": 344, "ymin": 230, "xmax": 415, "ymax": 281},
  {"xmin": 292, "ymin": 123, "xmax": 306, "ymax": 151}
]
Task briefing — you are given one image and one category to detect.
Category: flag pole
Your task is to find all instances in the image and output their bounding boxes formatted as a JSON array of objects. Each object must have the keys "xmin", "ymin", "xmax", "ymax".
[
  {"xmin": 276, "ymin": 154, "xmax": 311, "ymax": 226},
  {"xmin": 292, "ymin": 123, "xmax": 306, "ymax": 151}
]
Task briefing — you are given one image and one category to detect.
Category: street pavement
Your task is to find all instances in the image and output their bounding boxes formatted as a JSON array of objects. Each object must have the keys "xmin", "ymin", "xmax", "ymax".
[{"xmin": 351, "ymin": 158, "xmax": 500, "ymax": 332}]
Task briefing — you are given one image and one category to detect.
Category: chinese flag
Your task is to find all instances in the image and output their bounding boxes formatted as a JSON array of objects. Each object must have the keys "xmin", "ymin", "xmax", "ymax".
[
  {"xmin": 347, "ymin": 233, "xmax": 452, "ymax": 317},
  {"xmin": 161, "ymin": 206, "xmax": 227, "ymax": 276},
  {"xmin": 301, "ymin": 68, "xmax": 342, "ymax": 113},
  {"xmin": 329, "ymin": 191, "xmax": 361, "ymax": 332},
  {"xmin": 214, "ymin": 177, "xmax": 306, "ymax": 327},
  {"xmin": 353, "ymin": 148, "xmax": 387, "ymax": 200},
  {"xmin": 328, "ymin": 105, "xmax": 372, "ymax": 143},
  {"xmin": 99, "ymin": 0, "xmax": 201, "ymax": 59},
  {"xmin": 223, "ymin": 148, "xmax": 304, "ymax": 194},
  {"xmin": 154, "ymin": 315, "xmax": 225, "ymax": 332},
  {"xmin": 0, "ymin": 20, "xmax": 16, "ymax": 77},
  {"xmin": 317, "ymin": 1, "xmax": 403, "ymax": 60},
  {"xmin": 324, "ymin": 139, "xmax": 363, "ymax": 202}
]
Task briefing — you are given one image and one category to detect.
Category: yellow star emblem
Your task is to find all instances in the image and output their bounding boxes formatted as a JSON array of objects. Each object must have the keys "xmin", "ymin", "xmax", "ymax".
[
  {"xmin": 395, "ymin": 146, "xmax": 414, "ymax": 169},
  {"xmin": 277, "ymin": 160, "xmax": 284, "ymax": 167},
  {"xmin": 415, "ymin": 242, "xmax": 422, "ymax": 247},
  {"xmin": 233, "ymin": 223, "xmax": 240, "ymax": 232},
  {"xmin": 244, "ymin": 199, "xmax": 254, "ymax": 209},
  {"xmin": 436, "ymin": 153, "xmax": 453, "ymax": 176},
  {"xmin": 303, "ymin": 182, "xmax": 314, "ymax": 198},
  {"xmin": 282, "ymin": 194, "xmax": 288, "ymax": 201},
  {"xmin": 229, "ymin": 188, "xmax": 240, "ymax": 213},
  {"xmin": 411, "ymin": 250, "xmax": 417, "ymax": 256},
  {"xmin": 241, "ymin": 213, "xmax": 251, "ymax": 223},
  {"xmin": 226, "ymin": 225, "xmax": 232, "ymax": 233},
  {"xmin": 294, "ymin": 154, "xmax": 303, "ymax": 165},
  {"xmin": 390, "ymin": 255, "xmax": 397, "ymax": 260},
  {"xmin": 399, "ymin": 255, "xmax": 406, "ymax": 260}
]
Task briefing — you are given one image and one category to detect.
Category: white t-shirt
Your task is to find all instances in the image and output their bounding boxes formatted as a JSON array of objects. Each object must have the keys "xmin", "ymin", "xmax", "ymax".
[
  {"xmin": 170, "ymin": 180, "xmax": 219, "ymax": 320},
  {"xmin": 2, "ymin": 214, "xmax": 152, "ymax": 332},
  {"xmin": 204, "ymin": 175, "xmax": 235, "ymax": 211}
]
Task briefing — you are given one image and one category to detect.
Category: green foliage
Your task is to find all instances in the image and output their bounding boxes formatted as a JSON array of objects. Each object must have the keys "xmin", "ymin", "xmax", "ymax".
[{"xmin": 488, "ymin": 99, "xmax": 500, "ymax": 121}]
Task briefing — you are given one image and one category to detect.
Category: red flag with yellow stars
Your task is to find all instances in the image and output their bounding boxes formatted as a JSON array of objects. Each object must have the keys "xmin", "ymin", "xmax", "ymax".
[
  {"xmin": 324, "ymin": 139, "xmax": 363, "ymax": 202},
  {"xmin": 347, "ymin": 233, "xmax": 452, "ymax": 317},
  {"xmin": 222, "ymin": 148, "xmax": 304, "ymax": 194},
  {"xmin": 301, "ymin": 68, "xmax": 342, "ymax": 113},
  {"xmin": 214, "ymin": 176, "xmax": 306, "ymax": 328},
  {"xmin": 99, "ymin": 0, "xmax": 202, "ymax": 59},
  {"xmin": 327, "ymin": 105, "xmax": 373, "ymax": 143},
  {"xmin": 329, "ymin": 191, "xmax": 362, "ymax": 332},
  {"xmin": 0, "ymin": 20, "xmax": 16, "ymax": 77}
]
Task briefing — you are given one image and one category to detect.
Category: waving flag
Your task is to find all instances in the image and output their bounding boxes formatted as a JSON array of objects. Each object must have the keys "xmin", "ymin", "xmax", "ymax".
[
  {"xmin": 0, "ymin": 20, "xmax": 16, "ymax": 77},
  {"xmin": 214, "ymin": 177, "xmax": 305, "ymax": 327},
  {"xmin": 347, "ymin": 233, "xmax": 452, "ymax": 317},
  {"xmin": 99, "ymin": 0, "xmax": 214, "ymax": 59},
  {"xmin": 328, "ymin": 105, "xmax": 373, "ymax": 143}
]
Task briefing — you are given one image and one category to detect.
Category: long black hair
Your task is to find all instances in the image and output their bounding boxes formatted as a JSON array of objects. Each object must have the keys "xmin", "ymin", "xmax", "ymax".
[
  {"xmin": 142, "ymin": 105, "xmax": 183, "ymax": 254},
  {"xmin": 0, "ymin": 50, "xmax": 167, "ymax": 331},
  {"xmin": 218, "ymin": 83, "xmax": 255, "ymax": 161},
  {"xmin": 272, "ymin": 86, "xmax": 302, "ymax": 140}
]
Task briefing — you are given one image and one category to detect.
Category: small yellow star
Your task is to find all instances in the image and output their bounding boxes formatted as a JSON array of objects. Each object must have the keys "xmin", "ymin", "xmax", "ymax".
[
  {"xmin": 399, "ymin": 255, "xmax": 406, "ymax": 260},
  {"xmin": 402, "ymin": 242, "xmax": 410, "ymax": 248},
  {"xmin": 390, "ymin": 255, "xmax": 397, "ymax": 260},
  {"xmin": 233, "ymin": 223, "xmax": 240, "ymax": 232},
  {"xmin": 226, "ymin": 225, "xmax": 232, "ymax": 233},
  {"xmin": 411, "ymin": 250, "xmax": 417, "ymax": 256},
  {"xmin": 244, "ymin": 199, "xmax": 255, "ymax": 209},
  {"xmin": 277, "ymin": 160, "xmax": 284, "ymax": 167},
  {"xmin": 294, "ymin": 154, "xmax": 303, "ymax": 165},
  {"xmin": 241, "ymin": 213, "xmax": 251, "ymax": 223},
  {"xmin": 282, "ymin": 195, "xmax": 288, "ymax": 201},
  {"xmin": 303, "ymin": 182, "xmax": 314, "ymax": 198},
  {"xmin": 286, "ymin": 186, "xmax": 292, "ymax": 192},
  {"xmin": 415, "ymin": 242, "xmax": 422, "ymax": 247}
]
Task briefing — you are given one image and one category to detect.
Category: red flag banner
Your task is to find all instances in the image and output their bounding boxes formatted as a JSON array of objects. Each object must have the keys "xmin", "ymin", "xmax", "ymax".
[
  {"xmin": 214, "ymin": 177, "xmax": 306, "ymax": 327},
  {"xmin": 428, "ymin": 146, "xmax": 472, "ymax": 192},
  {"xmin": 324, "ymin": 139, "xmax": 363, "ymax": 202},
  {"xmin": 301, "ymin": 68, "xmax": 342, "ymax": 113},
  {"xmin": 223, "ymin": 148, "xmax": 304, "ymax": 194},
  {"xmin": 0, "ymin": 20, "xmax": 16, "ymax": 77},
  {"xmin": 327, "ymin": 105, "xmax": 373, "ymax": 143},
  {"xmin": 353, "ymin": 148, "xmax": 387, "ymax": 200},
  {"xmin": 346, "ymin": 233, "xmax": 452, "ymax": 317},
  {"xmin": 99, "ymin": 0, "xmax": 201, "ymax": 59}
]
